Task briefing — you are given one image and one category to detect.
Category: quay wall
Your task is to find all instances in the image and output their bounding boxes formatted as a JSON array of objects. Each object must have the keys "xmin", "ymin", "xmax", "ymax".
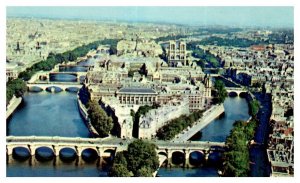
[
  {"xmin": 174, "ymin": 104, "xmax": 225, "ymax": 141},
  {"xmin": 6, "ymin": 96, "xmax": 22, "ymax": 119}
]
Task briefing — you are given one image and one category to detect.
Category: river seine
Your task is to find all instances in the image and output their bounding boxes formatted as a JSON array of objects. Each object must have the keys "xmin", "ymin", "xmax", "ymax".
[{"xmin": 7, "ymin": 91, "xmax": 249, "ymax": 177}]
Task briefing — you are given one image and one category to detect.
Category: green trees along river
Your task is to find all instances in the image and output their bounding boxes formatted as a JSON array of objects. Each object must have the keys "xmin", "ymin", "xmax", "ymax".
[
  {"xmin": 109, "ymin": 139, "xmax": 159, "ymax": 177},
  {"xmin": 87, "ymin": 100, "xmax": 113, "ymax": 137}
]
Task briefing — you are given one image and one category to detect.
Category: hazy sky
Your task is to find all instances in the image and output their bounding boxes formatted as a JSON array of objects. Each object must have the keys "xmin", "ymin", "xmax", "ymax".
[{"xmin": 7, "ymin": 6, "xmax": 294, "ymax": 28}]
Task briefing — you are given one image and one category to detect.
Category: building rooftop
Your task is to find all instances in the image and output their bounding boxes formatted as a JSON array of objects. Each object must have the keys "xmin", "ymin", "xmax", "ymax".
[{"xmin": 118, "ymin": 87, "xmax": 156, "ymax": 94}]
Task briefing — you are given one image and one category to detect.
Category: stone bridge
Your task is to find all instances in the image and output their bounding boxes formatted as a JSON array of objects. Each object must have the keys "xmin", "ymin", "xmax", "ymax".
[
  {"xmin": 225, "ymin": 87, "xmax": 248, "ymax": 97},
  {"xmin": 49, "ymin": 72, "xmax": 87, "ymax": 81},
  {"xmin": 7, "ymin": 136, "xmax": 225, "ymax": 167},
  {"xmin": 27, "ymin": 82, "xmax": 82, "ymax": 92}
]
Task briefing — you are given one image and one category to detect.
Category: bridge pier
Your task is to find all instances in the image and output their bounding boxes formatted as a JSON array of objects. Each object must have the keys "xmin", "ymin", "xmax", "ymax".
[
  {"xmin": 165, "ymin": 150, "xmax": 172, "ymax": 160},
  {"xmin": 204, "ymin": 150, "xmax": 210, "ymax": 161},
  {"xmin": 53, "ymin": 146, "xmax": 60, "ymax": 156},
  {"xmin": 96, "ymin": 147, "xmax": 103, "ymax": 157},
  {"xmin": 165, "ymin": 149, "xmax": 172, "ymax": 168},
  {"xmin": 6, "ymin": 147, "xmax": 13, "ymax": 156},
  {"xmin": 96, "ymin": 157, "xmax": 103, "ymax": 167},
  {"xmin": 53, "ymin": 156, "xmax": 61, "ymax": 166},
  {"xmin": 75, "ymin": 156, "xmax": 83, "ymax": 166},
  {"xmin": 75, "ymin": 146, "xmax": 83, "ymax": 157},
  {"xmin": 29, "ymin": 156, "xmax": 37, "ymax": 166},
  {"xmin": 7, "ymin": 155, "xmax": 13, "ymax": 164},
  {"xmin": 184, "ymin": 152, "xmax": 190, "ymax": 168},
  {"xmin": 29, "ymin": 145, "xmax": 36, "ymax": 156}
]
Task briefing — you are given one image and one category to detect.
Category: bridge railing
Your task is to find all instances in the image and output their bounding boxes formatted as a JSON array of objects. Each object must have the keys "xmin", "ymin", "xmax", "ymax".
[
  {"xmin": 225, "ymin": 87, "xmax": 247, "ymax": 91},
  {"xmin": 6, "ymin": 136, "xmax": 225, "ymax": 149}
]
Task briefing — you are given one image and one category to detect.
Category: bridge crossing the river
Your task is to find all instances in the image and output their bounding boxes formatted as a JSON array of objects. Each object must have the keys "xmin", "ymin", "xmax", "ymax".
[
  {"xmin": 6, "ymin": 136, "xmax": 225, "ymax": 166},
  {"xmin": 6, "ymin": 136, "xmax": 225, "ymax": 156},
  {"xmin": 27, "ymin": 82, "xmax": 82, "ymax": 92}
]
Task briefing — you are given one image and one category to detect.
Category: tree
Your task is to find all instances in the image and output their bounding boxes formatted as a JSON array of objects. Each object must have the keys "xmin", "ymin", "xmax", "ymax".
[
  {"xmin": 17, "ymin": 39, "xmax": 120, "ymax": 81},
  {"xmin": 108, "ymin": 140, "xmax": 159, "ymax": 177},
  {"xmin": 113, "ymin": 152, "xmax": 128, "ymax": 167},
  {"xmin": 214, "ymin": 80, "xmax": 228, "ymax": 104},
  {"xmin": 6, "ymin": 78, "xmax": 27, "ymax": 105},
  {"xmin": 249, "ymin": 100, "xmax": 260, "ymax": 117},
  {"xmin": 156, "ymin": 110, "xmax": 203, "ymax": 140},
  {"xmin": 126, "ymin": 140, "xmax": 159, "ymax": 176},
  {"xmin": 223, "ymin": 119, "xmax": 258, "ymax": 177},
  {"xmin": 8, "ymin": 78, "xmax": 27, "ymax": 97},
  {"xmin": 68, "ymin": 52, "xmax": 76, "ymax": 61},
  {"xmin": 108, "ymin": 164, "xmax": 133, "ymax": 177},
  {"xmin": 87, "ymin": 100, "xmax": 113, "ymax": 137},
  {"xmin": 136, "ymin": 166, "xmax": 153, "ymax": 177}
]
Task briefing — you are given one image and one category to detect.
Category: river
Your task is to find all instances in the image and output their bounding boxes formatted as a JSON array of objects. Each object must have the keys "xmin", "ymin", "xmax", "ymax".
[
  {"xmin": 7, "ymin": 92, "xmax": 91, "ymax": 137},
  {"xmin": 7, "ymin": 89, "xmax": 250, "ymax": 177}
]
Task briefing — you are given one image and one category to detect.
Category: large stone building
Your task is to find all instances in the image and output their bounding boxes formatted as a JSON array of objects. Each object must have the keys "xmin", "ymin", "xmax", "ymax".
[
  {"xmin": 116, "ymin": 87, "xmax": 157, "ymax": 105},
  {"xmin": 166, "ymin": 40, "xmax": 187, "ymax": 66},
  {"xmin": 139, "ymin": 97, "xmax": 189, "ymax": 139},
  {"xmin": 84, "ymin": 40, "xmax": 212, "ymax": 138}
]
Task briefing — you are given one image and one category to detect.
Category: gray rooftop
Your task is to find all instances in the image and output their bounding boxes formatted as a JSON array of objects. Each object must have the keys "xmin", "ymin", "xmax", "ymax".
[{"xmin": 118, "ymin": 87, "xmax": 156, "ymax": 94}]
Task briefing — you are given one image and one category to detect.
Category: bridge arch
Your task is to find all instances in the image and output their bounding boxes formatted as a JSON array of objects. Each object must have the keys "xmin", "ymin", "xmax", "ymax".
[
  {"xmin": 59, "ymin": 147, "xmax": 77, "ymax": 162},
  {"xmin": 11, "ymin": 147, "xmax": 31, "ymax": 160},
  {"xmin": 239, "ymin": 92, "xmax": 248, "ymax": 98},
  {"xmin": 81, "ymin": 148, "xmax": 99, "ymax": 162},
  {"xmin": 7, "ymin": 145, "xmax": 29, "ymax": 156},
  {"xmin": 207, "ymin": 151, "xmax": 223, "ymax": 165},
  {"xmin": 189, "ymin": 150, "xmax": 205, "ymax": 166},
  {"xmin": 28, "ymin": 86, "xmax": 43, "ymax": 92},
  {"xmin": 65, "ymin": 86, "xmax": 80, "ymax": 93},
  {"xmin": 157, "ymin": 151, "xmax": 168, "ymax": 158},
  {"xmin": 45, "ymin": 86, "xmax": 63, "ymax": 93},
  {"xmin": 35, "ymin": 146, "xmax": 55, "ymax": 161},
  {"xmin": 171, "ymin": 151, "xmax": 185, "ymax": 165},
  {"xmin": 228, "ymin": 91, "xmax": 238, "ymax": 97},
  {"xmin": 157, "ymin": 150, "xmax": 169, "ymax": 165},
  {"xmin": 102, "ymin": 148, "xmax": 116, "ymax": 163}
]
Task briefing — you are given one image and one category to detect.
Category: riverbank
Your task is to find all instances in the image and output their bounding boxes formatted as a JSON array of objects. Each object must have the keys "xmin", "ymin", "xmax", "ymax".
[
  {"xmin": 174, "ymin": 104, "xmax": 225, "ymax": 141},
  {"xmin": 77, "ymin": 95, "xmax": 99, "ymax": 137},
  {"xmin": 6, "ymin": 96, "xmax": 22, "ymax": 119}
]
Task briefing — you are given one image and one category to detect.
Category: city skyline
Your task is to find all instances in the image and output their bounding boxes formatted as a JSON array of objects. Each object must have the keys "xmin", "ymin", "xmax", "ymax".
[
  {"xmin": 7, "ymin": 6, "xmax": 294, "ymax": 28},
  {"xmin": 5, "ymin": 5, "xmax": 294, "ymax": 178}
]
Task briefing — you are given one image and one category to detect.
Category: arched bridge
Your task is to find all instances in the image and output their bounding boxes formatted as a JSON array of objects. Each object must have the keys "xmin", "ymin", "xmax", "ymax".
[
  {"xmin": 27, "ymin": 82, "xmax": 82, "ymax": 92},
  {"xmin": 7, "ymin": 136, "xmax": 226, "ymax": 167},
  {"xmin": 49, "ymin": 72, "xmax": 87, "ymax": 80},
  {"xmin": 226, "ymin": 87, "xmax": 248, "ymax": 97}
]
